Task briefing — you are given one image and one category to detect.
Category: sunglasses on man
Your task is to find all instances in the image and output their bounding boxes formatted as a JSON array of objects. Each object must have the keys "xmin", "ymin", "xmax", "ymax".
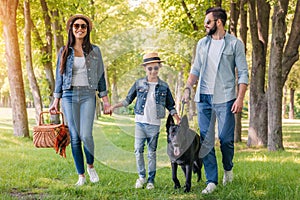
[
  {"xmin": 204, "ymin": 19, "xmax": 218, "ymax": 25},
  {"xmin": 73, "ymin": 23, "xmax": 88, "ymax": 30}
]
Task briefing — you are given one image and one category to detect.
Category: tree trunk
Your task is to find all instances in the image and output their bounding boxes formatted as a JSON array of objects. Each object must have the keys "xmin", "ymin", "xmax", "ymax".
[
  {"xmin": 24, "ymin": 0, "xmax": 43, "ymax": 124},
  {"xmin": 51, "ymin": 9, "xmax": 64, "ymax": 54},
  {"xmin": 267, "ymin": 1, "xmax": 288, "ymax": 151},
  {"xmin": 229, "ymin": 0, "xmax": 240, "ymax": 36},
  {"xmin": 0, "ymin": 0, "xmax": 29, "ymax": 137},
  {"xmin": 214, "ymin": 0, "xmax": 222, "ymax": 7},
  {"xmin": 281, "ymin": 0, "xmax": 300, "ymax": 85},
  {"xmin": 247, "ymin": 0, "xmax": 270, "ymax": 147},
  {"xmin": 234, "ymin": 0, "xmax": 248, "ymax": 143},
  {"xmin": 111, "ymin": 71, "xmax": 119, "ymax": 114},
  {"xmin": 282, "ymin": 85, "xmax": 287, "ymax": 119},
  {"xmin": 40, "ymin": 0, "xmax": 55, "ymax": 101},
  {"xmin": 230, "ymin": 0, "xmax": 242, "ymax": 143},
  {"xmin": 289, "ymin": 88, "xmax": 295, "ymax": 119},
  {"xmin": 175, "ymin": 66, "xmax": 184, "ymax": 115}
]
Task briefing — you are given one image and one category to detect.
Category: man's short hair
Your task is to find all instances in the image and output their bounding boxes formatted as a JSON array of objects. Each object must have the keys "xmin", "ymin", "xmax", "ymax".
[{"xmin": 206, "ymin": 7, "xmax": 227, "ymax": 26}]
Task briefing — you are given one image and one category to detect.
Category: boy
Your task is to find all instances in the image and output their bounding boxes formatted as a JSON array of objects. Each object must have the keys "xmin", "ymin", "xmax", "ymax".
[{"xmin": 110, "ymin": 52, "xmax": 180, "ymax": 189}]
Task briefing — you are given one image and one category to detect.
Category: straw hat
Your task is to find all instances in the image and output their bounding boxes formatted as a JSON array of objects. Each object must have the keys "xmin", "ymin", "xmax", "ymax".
[
  {"xmin": 66, "ymin": 14, "xmax": 93, "ymax": 31},
  {"xmin": 141, "ymin": 52, "xmax": 164, "ymax": 66}
]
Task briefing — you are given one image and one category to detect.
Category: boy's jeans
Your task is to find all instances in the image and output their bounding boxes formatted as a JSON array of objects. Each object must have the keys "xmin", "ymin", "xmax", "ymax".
[{"xmin": 134, "ymin": 122, "xmax": 160, "ymax": 183}]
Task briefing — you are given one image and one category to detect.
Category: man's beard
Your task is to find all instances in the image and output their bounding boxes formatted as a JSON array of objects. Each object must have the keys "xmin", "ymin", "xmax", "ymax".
[{"xmin": 207, "ymin": 23, "xmax": 217, "ymax": 36}]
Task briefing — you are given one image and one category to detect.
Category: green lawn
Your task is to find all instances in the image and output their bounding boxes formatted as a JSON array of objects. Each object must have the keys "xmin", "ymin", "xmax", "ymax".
[{"xmin": 0, "ymin": 108, "xmax": 299, "ymax": 200}]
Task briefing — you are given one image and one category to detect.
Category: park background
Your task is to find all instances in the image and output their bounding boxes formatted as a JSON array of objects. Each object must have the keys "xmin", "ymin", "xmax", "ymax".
[{"xmin": 0, "ymin": 0, "xmax": 300, "ymax": 199}]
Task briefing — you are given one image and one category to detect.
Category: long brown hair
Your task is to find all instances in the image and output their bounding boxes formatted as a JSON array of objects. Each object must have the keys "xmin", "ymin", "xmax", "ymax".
[{"xmin": 59, "ymin": 17, "xmax": 93, "ymax": 74}]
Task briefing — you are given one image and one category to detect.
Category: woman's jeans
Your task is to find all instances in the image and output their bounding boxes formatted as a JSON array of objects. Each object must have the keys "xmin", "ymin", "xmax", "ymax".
[
  {"xmin": 62, "ymin": 87, "xmax": 96, "ymax": 175},
  {"xmin": 134, "ymin": 122, "xmax": 160, "ymax": 184},
  {"xmin": 197, "ymin": 94, "xmax": 235, "ymax": 185}
]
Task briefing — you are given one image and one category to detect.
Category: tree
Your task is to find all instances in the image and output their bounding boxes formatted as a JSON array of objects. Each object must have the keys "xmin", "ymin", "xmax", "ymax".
[
  {"xmin": 248, "ymin": 0, "xmax": 300, "ymax": 150},
  {"xmin": 0, "ymin": 0, "xmax": 29, "ymax": 137},
  {"xmin": 24, "ymin": 0, "xmax": 43, "ymax": 124},
  {"xmin": 286, "ymin": 62, "xmax": 300, "ymax": 119}
]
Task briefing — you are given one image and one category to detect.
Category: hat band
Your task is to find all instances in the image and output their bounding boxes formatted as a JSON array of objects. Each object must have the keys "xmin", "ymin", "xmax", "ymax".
[{"xmin": 143, "ymin": 57, "xmax": 160, "ymax": 63}]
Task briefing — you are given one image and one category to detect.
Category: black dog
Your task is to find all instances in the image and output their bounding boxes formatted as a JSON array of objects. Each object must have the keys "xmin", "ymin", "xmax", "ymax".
[{"xmin": 166, "ymin": 114, "xmax": 202, "ymax": 193}]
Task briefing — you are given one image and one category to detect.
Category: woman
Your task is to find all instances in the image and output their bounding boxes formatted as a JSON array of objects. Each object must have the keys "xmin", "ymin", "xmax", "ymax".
[{"xmin": 49, "ymin": 14, "xmax": 111, "ymax": 186}]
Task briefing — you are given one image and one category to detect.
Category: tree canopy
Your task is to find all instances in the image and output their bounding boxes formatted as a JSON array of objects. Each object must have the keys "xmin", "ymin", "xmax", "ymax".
[{"xmin": 0, "ymin": 0, "xmax": 300, "ymax": 151}]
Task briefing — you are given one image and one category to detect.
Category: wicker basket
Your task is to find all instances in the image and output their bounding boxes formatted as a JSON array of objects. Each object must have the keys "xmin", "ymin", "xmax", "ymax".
[{"xmin": 33, "ymin": 111, "xmax": 70, "ymax": 157}]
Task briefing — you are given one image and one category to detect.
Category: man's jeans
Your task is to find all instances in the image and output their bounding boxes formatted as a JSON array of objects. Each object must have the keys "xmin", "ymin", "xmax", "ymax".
[
  {"xmin": 62, "ymin": 87, "xmax": 96, "ymax": 175},
  {"xmin": 134, "ymin": 122, "xmax": 160, "ymax": 183},
  {"xmin": 197, "ymin": 94, "xmax": 235, "ymax": 185}
]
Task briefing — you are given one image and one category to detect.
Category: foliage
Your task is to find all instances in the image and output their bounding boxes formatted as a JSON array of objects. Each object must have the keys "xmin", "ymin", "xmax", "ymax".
[{"xmin": 0, "ymin": 108, "xmax": 300, "ymax": 199}]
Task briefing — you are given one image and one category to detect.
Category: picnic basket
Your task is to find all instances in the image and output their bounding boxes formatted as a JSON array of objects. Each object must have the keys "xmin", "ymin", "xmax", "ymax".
[{"xmin": 33, "ymin": 111, "xmax": 70, "ymax": 157}]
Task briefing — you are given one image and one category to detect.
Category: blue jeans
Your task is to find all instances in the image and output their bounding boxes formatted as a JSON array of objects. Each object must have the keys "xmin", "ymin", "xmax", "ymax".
[
  {"xmin": 197, "ymin": 94, "xmax": 235, "ymax": 185},
  {"xmin": 134, "ymin": 122, "xmax": 160, "ymax": 184},
  {"xmin": 62, "ymin": 87, "xmax": 96, "ymax": 175}
]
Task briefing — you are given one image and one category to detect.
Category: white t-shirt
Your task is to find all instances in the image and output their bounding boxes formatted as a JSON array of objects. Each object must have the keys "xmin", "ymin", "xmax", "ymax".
[
  {"xmin": 200, "ymin": 38, "xmax": 224, "ymax": 94},
  {"xmin": 135, "ymin": 82, "xmax": 161, "ymax": 126},
  {"xmin": 71, "ymin": 57, "xmax": 89, "ymax": 86}
]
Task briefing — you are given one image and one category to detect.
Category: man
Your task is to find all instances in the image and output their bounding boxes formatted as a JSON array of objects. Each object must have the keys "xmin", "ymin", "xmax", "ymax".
[{"xmin": 182, "ymin": 7, "xmax": 248, "ymax": 194}]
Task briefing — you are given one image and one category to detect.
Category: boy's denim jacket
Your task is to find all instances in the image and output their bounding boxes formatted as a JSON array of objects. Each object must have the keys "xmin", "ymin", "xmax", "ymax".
[
  {"xmin": 122, "ymin": 77, "xmax": 177, "ymax": 119},
  {"xmin": 53, "ymin": 45, "xmax": 108, "ymax": 99}
]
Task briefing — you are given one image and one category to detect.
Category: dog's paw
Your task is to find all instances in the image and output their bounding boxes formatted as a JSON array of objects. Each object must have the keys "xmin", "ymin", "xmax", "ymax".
[
  {"xmin": 174, "ymin": 184, "xmax": 181, "ymax": 189},
  {"xmin": 184, "ymin": 186, "xmax": 191, "ymax": 193}
]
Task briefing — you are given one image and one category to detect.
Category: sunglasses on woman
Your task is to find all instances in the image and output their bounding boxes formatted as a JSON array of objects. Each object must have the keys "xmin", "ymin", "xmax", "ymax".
[{"xmin": 73, "ymin": 23, "xmax": 88, "ymax": 30}]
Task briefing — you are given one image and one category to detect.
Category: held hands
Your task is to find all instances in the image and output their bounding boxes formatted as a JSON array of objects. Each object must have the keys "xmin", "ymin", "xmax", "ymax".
[{"xmin": 103, "ymin": 102, "xmax": 112, "ymax": 115}]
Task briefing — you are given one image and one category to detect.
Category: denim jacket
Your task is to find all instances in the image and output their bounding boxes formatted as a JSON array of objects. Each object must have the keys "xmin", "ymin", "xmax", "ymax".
[
  {"xmin": 122, "ymin": 77, "xmax": 177, "ymax": 119},
  {"xmin": 191, "ymin": 32, "xmax": 248, "ymax": 104},
  {"xmin": 53, "ymin": 45, "xmax": 108, "ymax": 99}
]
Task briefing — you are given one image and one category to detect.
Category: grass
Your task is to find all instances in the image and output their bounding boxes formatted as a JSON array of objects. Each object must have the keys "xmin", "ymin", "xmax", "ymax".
[{"xmin": 0, "ymin": 108, "xmax": 300, "ymax": 199}]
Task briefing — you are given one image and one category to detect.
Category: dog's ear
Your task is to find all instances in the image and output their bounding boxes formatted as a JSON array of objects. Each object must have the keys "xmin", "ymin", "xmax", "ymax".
[
  {"xmin": 180, "ymin": 115, "xmax": 189, "ymax": 129},
  {"xmin": 166, "ymin": 114, "xmax": 174, "ymax": 131}
]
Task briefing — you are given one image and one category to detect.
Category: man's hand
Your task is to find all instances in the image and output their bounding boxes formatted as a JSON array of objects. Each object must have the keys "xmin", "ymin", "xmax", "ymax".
[
  {"xmin": 182, "ymin": 87, "xmax": 191, "ymax": 103},
  {"xmin": 231, "ymin": 98, "xmax": 243, "ymax": 113}
]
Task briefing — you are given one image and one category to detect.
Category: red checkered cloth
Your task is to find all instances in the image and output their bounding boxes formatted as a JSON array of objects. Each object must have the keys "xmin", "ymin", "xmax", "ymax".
[{"xmin": 54, "ymin": 125, "xmax": 70, "ymax": 158}]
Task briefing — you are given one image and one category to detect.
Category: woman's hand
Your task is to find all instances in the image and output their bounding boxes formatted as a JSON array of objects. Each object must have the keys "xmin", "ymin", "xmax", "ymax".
[
  {"xmin": 49, "ymin": 98, "xmax": 60, "ymax": 114},
  {"xmin": 103, "ymin": 102, "xmax": 112, "ymax": 115}
]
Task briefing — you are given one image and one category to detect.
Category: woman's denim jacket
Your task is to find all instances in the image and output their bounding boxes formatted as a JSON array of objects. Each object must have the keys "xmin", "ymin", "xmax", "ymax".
[
  {"xmin": 122, "ymin": 77, "xmax": 177, "ymax": 119},
  {"xmin": 53, "ymin": 45, "xmax": 108, "ymax": 99}
]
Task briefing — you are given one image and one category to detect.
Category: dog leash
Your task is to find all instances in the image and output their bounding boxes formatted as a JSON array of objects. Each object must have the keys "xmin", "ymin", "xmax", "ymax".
[{"xmin": 181, "ymin": 100, "xmax": 185, "ymax": 117}]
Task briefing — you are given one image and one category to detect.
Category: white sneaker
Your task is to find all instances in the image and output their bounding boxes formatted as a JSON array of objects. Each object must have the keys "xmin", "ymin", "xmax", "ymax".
[
  {"xmin": 146, "ymin": 182, "xmax": 154, "ymax": 190},
  {"xmin": 201, "ymin": 182, "xmax": 216, "ymax": 194},
  {"xmin": 87, "ymin": 167, "xmax": 99, "ymax": 183},
  {"xmin": 223, "ymin": 170, "xmax": 233, "ymax": 186},
  {"xmin": 135, "ymin": 178, "xmax": 146, "ymax": 189},
  {"xmin": 75, "ymin": 176, "xmax": 86, "ymax": 186}
]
